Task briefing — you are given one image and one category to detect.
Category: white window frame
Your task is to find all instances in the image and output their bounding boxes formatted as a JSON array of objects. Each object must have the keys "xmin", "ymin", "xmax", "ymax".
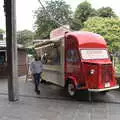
[{"xmin": 80, "ymin": 49, "xmax": 109, "ymax": 60}]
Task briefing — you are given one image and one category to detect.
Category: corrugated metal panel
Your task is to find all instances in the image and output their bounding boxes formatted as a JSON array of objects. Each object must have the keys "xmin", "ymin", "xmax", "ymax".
[
  {"xmin": 0, "ymin": 40, "xmax": 25, "ymax": 49},
  {"xmin": 102, "ymin": 64, "xmax": 112, "ymax": 83},
  {"xmin": 0, "ymin": 41, "xmax": 6, "ymax": 47}
]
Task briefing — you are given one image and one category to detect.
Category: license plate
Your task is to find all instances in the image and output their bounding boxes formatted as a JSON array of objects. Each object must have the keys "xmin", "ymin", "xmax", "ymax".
[{"xmin": 105, "ymin": 82, "xmax": 110, "ymax": 88}]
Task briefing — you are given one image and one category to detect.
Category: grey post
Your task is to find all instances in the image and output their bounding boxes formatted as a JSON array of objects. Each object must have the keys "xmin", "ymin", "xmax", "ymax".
[{"xmin": 4, "ymin": 0, "xmax": 19, "ymax": 101}]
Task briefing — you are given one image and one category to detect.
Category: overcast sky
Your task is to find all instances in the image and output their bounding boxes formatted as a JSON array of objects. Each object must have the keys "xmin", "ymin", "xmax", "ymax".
[{"xmin": 0, "ymin": 0, "xmax": 120, "ymax": 31}]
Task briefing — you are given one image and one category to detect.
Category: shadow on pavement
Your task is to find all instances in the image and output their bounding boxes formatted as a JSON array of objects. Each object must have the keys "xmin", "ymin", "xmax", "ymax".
[{"xmin": 0, "ymin": 77, "xmax": 120, "ymax": 104}]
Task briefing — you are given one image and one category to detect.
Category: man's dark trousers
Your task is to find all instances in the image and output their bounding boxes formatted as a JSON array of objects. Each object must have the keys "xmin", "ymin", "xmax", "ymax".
[{"xmin": 33, "ymin": 73, "xmax": 41, "ymax": 91}]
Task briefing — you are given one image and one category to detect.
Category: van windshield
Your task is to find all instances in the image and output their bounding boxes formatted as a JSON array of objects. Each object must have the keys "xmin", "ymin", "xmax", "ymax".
[{"xmin": 81, "ymin": 49, "xmax": 109, "ymax": 60}]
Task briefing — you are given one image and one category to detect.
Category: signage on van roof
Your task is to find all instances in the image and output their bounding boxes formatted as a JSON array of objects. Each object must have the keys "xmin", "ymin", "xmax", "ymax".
[{"xmin": 50, "ymin": 25, "xmax": 70, "ymax": 39}]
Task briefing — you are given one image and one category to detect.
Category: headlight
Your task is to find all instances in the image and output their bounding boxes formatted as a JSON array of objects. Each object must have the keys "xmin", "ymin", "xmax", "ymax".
[{"xmin": 90, "ymin": 69, "xmax": 95, "ymax": 75}]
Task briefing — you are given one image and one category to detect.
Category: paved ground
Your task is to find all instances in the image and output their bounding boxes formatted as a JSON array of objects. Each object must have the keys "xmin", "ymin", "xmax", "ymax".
[{"xmin": 0, "ymin": 77, "xmax": 120, "ymax": 120}]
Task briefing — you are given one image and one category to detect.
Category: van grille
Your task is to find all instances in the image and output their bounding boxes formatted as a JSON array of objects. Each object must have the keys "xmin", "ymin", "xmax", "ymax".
[{"xmin": 102, "ymin": 64, "xmax": 113, "ymax": 83}]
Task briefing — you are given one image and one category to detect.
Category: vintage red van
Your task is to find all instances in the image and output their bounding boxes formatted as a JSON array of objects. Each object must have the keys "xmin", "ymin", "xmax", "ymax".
[
  {"xmin": 64, "ymin": 31, "xmax": 119, "ymax": 96},
  {"xmin": 35, "ymin": 29, "xmax": 119, "ymax": 97}
]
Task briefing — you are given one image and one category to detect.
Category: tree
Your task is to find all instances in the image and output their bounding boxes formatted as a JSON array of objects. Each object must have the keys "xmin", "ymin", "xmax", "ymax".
[
  {"xmin": 0, "ymin": 29, "xmax": 4, "ymax": 34},
  {"xmin": 17, "ymin": 30, "xmax": 34, "ymax": 47},
  {"xmin": 83, "ymin": 17, "xmax": 120, "ymax": 54},
  {"xmin": 34, "ymin": 0, "xmax": 72, "ymax": 39},
  {"xmin": 97, "ymin": 7, "xmax": 117, "ymax": 18},
  {"xmin": 72, "ymin": 1, "xmax": 97, "ymax": 30}
]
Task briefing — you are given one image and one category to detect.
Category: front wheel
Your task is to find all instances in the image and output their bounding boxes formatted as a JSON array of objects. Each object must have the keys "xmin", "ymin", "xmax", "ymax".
[
  {"xmin": 66, "ymin": 81, "xmax": 76, "ymax": 97},
  {"xmin": 100, "ymin": 91, "xmax": 108, "ymax": 95}
]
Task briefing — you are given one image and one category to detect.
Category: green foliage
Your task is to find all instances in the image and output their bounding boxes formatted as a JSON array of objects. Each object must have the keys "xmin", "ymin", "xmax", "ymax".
[
  {"xmin": 72, "ymin": 1, "xmax": 97, "ymax": 30},
  {"xmin": 17, "ymin": 30, "xmax": 34, "ymax": 47},
  {"xmin": 0, "ymin": 29, "xmax": 4, "ymax": 34},
  {"xmin": 116, "ymin": 63, "xmax": 120, "ymax": 73},
  {"xmin": 83, "ymin": 17, "xmax": 120, "ymax": 53},
  {"xmin": 27, "ymin": 47, "xmax": 36, "ymax": 56},
  {"xmin": 0, "ymin": 29, "xmax": 4, "ymax": 40},
  {"xmin": 97, "ymin": 7, "xmax": 117, "ymax": 18},
  {"xmin": 71, "ymin": 2, "xmax": 117, "ymax": 30},
  {"xmin": 34, "ymin": 0, "xmax": 72, "ymax": 39}
]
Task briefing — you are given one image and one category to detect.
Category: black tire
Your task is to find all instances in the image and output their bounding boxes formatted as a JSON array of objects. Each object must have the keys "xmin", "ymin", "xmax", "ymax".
[
  {"xmin": 100, "ymin": 91, "xmax": 108, "ymax": 95},
  {"xmin": 66, "ymin": 80, "xmax": 77, "ymax": 97}
]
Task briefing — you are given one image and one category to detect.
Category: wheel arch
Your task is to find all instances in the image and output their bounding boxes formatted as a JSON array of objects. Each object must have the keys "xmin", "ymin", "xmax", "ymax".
[{"xmin": 65, "ymin": 76, "xmax": 77, "ymax": 88}]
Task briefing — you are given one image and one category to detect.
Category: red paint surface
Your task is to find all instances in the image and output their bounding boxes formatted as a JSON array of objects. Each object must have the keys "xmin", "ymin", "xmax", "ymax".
[{"xmin": 64, "ymin": 31, "xmax": 118, "ymax": 91}]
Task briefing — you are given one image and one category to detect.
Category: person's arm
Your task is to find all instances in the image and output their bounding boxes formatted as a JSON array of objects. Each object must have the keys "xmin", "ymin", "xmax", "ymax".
[
  {"xmin": 30, "ymin": 62, "xmax": 34, "ymax": 73},
  {"xmin": 40, "ymin": 62, "xmax": 43, "ymax": 72}
]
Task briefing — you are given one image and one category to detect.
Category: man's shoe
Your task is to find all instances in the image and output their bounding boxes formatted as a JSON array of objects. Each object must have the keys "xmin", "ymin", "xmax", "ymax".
[
  {"xmin": 35, "ymin": 88, "xmax": 38, "ymax": 92},
  {"xmin": 36, "ymin": 90, "xmax": 40, "ymax": 95}
]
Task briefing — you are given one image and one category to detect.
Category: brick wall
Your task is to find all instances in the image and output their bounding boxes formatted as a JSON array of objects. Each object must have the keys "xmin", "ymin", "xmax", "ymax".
[
  {"xmin": 0, "ymin": 49, "xmax": 27, "ymax": 78},
  {"xmin": 18, "ymin": 49, "xmax": 27, "ymax": 76}
]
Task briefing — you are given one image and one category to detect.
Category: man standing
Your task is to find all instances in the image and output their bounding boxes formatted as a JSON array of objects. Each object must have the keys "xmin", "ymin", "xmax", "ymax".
[{"xmin": 30, "ymin": 56, "xmax": 43, "ymax": 94}]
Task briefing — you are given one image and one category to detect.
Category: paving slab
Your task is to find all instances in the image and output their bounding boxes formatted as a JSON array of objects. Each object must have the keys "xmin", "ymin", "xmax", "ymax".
[
  {"xmin": 0, "ymin": 95, "xmax": 120, "ymax": 120},
  {"xmin": 0, "ymin": 77, "xmax": 120, "ymax": 120},
  {"xmin": 1, "ymin": 76, "xmax": 120, "ymax": 102}
]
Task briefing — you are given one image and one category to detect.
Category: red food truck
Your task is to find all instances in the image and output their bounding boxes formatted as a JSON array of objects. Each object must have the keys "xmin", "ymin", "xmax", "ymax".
[{"xmin": 35, "ymin": 28, "xmax": 119, "ymax": 97}]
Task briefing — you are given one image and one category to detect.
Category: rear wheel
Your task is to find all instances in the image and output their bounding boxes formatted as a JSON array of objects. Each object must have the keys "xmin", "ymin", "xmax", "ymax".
[{"xmin": 66, "ymin": 80, "xmax": 76, "ymax": 97}]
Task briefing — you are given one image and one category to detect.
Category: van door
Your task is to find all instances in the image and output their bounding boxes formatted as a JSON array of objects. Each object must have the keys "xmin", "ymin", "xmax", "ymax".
[{"xmin": 65, "ymin": 48, "xmax": 84, "ymax": 87}]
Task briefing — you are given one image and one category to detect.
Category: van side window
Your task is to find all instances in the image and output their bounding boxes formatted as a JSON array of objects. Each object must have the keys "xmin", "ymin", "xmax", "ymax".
[
  {"xmin": 41, "ymin": 44, "xmax": 60, "ymax": 65},
  {"xmin": 66, "ymin": 49, "xmax": 79, "ymax": 62},
  {"xmin": 74, "ymin": 49, "xmax": 79, "ymax": 62}
]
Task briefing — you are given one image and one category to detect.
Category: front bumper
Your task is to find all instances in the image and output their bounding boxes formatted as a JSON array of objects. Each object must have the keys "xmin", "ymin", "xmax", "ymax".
[{"xmin": 88, "ymin": 85, "xmax": 119, "ymax": 92}]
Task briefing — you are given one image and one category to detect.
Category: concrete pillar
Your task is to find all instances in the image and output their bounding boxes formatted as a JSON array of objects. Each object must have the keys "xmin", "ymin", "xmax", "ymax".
[{"xmin": 4, "ymin": 0, "xmax": 19, "ymax": 101}]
